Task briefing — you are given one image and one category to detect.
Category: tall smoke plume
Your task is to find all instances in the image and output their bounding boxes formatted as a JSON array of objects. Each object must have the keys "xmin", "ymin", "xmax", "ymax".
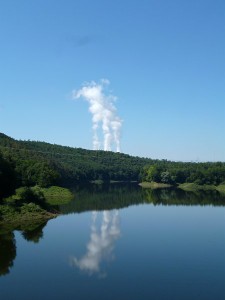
[
  {"xmin": 70, "ymin": 210, "xmax": 120, "ymax": 276},
  {"xmin": 73, "ymin": 79, "xmax": 122, "ymax": 152}
]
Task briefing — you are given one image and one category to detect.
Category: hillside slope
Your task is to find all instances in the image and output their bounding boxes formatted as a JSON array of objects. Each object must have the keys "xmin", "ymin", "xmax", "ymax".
[
  {"xmin": 0, "ymin": 133, "xmax": 153, "ymax": 190},
  {"xmin": 1, "ymin": 132, "xmax": 225, "ymax": 198}
]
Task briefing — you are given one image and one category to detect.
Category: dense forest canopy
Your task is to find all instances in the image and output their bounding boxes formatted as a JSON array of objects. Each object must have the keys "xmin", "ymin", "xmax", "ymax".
[
  {"xmin": 0, "ymin": 132, "xmax": 152, "ymax": 190},
  {"xmin": 0, "ymin": 132, "xmax": 225, "ymax": 199},
  {"xmin": 141, "ymin": 161, "xmax": 225, "ymax": 185}
]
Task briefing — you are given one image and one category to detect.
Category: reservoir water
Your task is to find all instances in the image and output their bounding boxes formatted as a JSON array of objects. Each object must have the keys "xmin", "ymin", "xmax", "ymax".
[{"xmin": 1, "ymin": 184, "xmax": 225, "ymax": 300}]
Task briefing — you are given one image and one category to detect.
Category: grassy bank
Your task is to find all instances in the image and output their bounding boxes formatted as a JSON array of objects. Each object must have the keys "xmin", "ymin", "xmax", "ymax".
[
  {"xmin": 216, "ymin": 184, "xmax": 225, "ymax": 194},
  {"xmin": 178, "ymin": 183, "xmax": 225, "ymax": 194},
  {"xmin": 0, "ymin": 203, "xmax": 57, "ymax": 227},
  {"xmin": 41, "ymin": 186, "xmax": 74, "ymax": 205},
  {"xmin": 178, "ymin": 183, "xmax": 216, "ymax": 192},
  {"xmin": 0, "ymin": 186, "xmax": 73, "ymax": 227},
  {"xmin": 139, "ymin": 182, "xmax": 225, "ymax": 194},
  {"xmin": 139, "ymin": 182, "xmax": 172, "ymax": 189}
]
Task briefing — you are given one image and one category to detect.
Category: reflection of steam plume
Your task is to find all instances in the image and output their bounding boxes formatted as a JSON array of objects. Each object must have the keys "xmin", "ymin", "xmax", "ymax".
[
  {"xmin": 71, "ymin": 210, "xmax": 120, "ymax": 275},
  {"xmin": 73, "ymin": 79, "xmax": 122, "ymax": 152}
]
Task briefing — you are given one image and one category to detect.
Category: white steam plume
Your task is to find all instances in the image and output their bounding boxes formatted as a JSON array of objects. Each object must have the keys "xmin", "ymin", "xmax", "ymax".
[
  {"xmin": 70, "ymin": 210, "xmax": 120, "ymax": 276},
  {"xmin": 73, "ymin": 79, "xmax": 122, "ymax": 152}
]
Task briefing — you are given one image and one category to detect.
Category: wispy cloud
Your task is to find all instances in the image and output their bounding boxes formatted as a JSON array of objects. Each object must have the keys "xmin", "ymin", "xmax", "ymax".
[{"xmin": 67, "ymin": 34, "xmax": 103, "ymax": 47}]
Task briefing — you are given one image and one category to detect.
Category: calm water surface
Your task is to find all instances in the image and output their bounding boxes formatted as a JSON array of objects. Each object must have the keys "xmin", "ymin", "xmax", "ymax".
[{"xmin": 1, "ymin": 184, "xmax": 225, "ymax": 300}]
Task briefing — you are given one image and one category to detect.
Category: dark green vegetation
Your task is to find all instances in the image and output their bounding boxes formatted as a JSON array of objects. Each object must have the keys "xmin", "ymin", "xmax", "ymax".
[
  {"xmin": 40, "ymin": 186, "xmax": 74, "ymax": 205},
  {"xmin": 0, "ymin": 185, "xmax": 73, "ymax": 226},
  {"xmin": 0, "ymin": 220, "xmax": 48, "ymax": 276},
  {"xmin": 0, "ymin": 202, "xmax": 54, "ymax": 226},
  {"xmin": 0, "ymin": 131, "xmax": 225, "ymax": 225},
  {"xmin": 1, "ymin": 132, "xmax": 225, "ymax": 195},
  {"xmin": 141, "ymin": 161, "xmax": 225, "ymax": 189},
  {"xmin": 0, "ymin": 132, "xmax": 151, "ymax": 195},
  {"xmin": 0, "ymin": 186, "xmax": 56, "ymax": 226}
]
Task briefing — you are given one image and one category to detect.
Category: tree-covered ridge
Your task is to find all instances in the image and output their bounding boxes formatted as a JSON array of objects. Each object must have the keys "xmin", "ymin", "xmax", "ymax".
[
  {"xmin": 0, "ymin": 133, "xmax": 60, "ymax": 189},
  {"xmin": 20, "ymin": 140, "xmax": 151, "ymax": 182},
  {"xmin": 0, "ymin": 152, "xmax": 16, "ymax": 198},
  {"xmin": 1, "ymin": 132, "xmax": 225, "ymax": 199},
  {"xmin": 0, "ymin": 133, "xmax": 153, "ymax": 194}
]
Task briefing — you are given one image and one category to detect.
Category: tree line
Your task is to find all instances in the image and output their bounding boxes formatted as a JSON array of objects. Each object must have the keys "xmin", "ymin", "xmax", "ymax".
[
  {"xmin": 140, "ymin": 160, "xmax": 225, "ymax": 185},
  {"xmin": 0, "ymin": 132, "xmax": 225, "ymax": 199},
  {"xmin": 0, "ymin": 132, "xmax": 151, "ymax": 198}
]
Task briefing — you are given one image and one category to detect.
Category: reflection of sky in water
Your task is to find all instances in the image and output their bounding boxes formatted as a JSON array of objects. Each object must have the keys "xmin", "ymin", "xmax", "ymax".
[{"xmin": 71, "ymin": 210, "xmax": 120, "ymax": 276}]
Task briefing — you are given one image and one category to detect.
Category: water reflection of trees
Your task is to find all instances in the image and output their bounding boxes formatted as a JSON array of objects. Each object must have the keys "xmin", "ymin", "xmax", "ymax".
[
  {"xmin": 143, "ymin": 188, "xmax": 225, "ymax": 206},
  {"xmin": 58, "ymin": 183, "xmax": 225, "ymax": 215},
  {"xmin": 0, "ymin": 231, "xmax": 16, "ymax": 276},
  {"xmin": 59, "ymin": 183, "xmax": 145, "ymax": 214},
  {"xmin": 22, "ymin": 222, "xmax": 46, "ymax": 243},
  {"xmin": 0, "ymin": 221, "xmax": 48, "ymax": 277},
  {"xmin": 1, "ymin": 184, "xmax": 225, "ymax": 277}
]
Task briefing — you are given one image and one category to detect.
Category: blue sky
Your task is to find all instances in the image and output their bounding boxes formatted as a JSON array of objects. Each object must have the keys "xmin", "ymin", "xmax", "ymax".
[{"xmin": 0, "ymin": 0, "xmax": 224, "ymax": 161}]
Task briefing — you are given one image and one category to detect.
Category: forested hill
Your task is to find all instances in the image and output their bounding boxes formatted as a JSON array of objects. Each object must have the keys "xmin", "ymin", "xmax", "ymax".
[
  {"xmin": 1, "ymin": 132, "xmax": 225, "ymax": 199},
  {"xmin": 0, "ymin": 132, "xmax": 153, "ymax": 193}
]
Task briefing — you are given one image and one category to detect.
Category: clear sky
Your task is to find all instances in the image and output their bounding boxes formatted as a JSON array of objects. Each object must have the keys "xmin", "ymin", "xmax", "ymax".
[{"xmin": 0, "ymin": 0, "xmax": 224, "ymax": 161}]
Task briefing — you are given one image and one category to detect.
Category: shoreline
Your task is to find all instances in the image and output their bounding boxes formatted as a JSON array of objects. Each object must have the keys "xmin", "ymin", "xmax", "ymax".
[{"xmin": 139, "ymin": 182, "xmax": 225, "ymax": 194}]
